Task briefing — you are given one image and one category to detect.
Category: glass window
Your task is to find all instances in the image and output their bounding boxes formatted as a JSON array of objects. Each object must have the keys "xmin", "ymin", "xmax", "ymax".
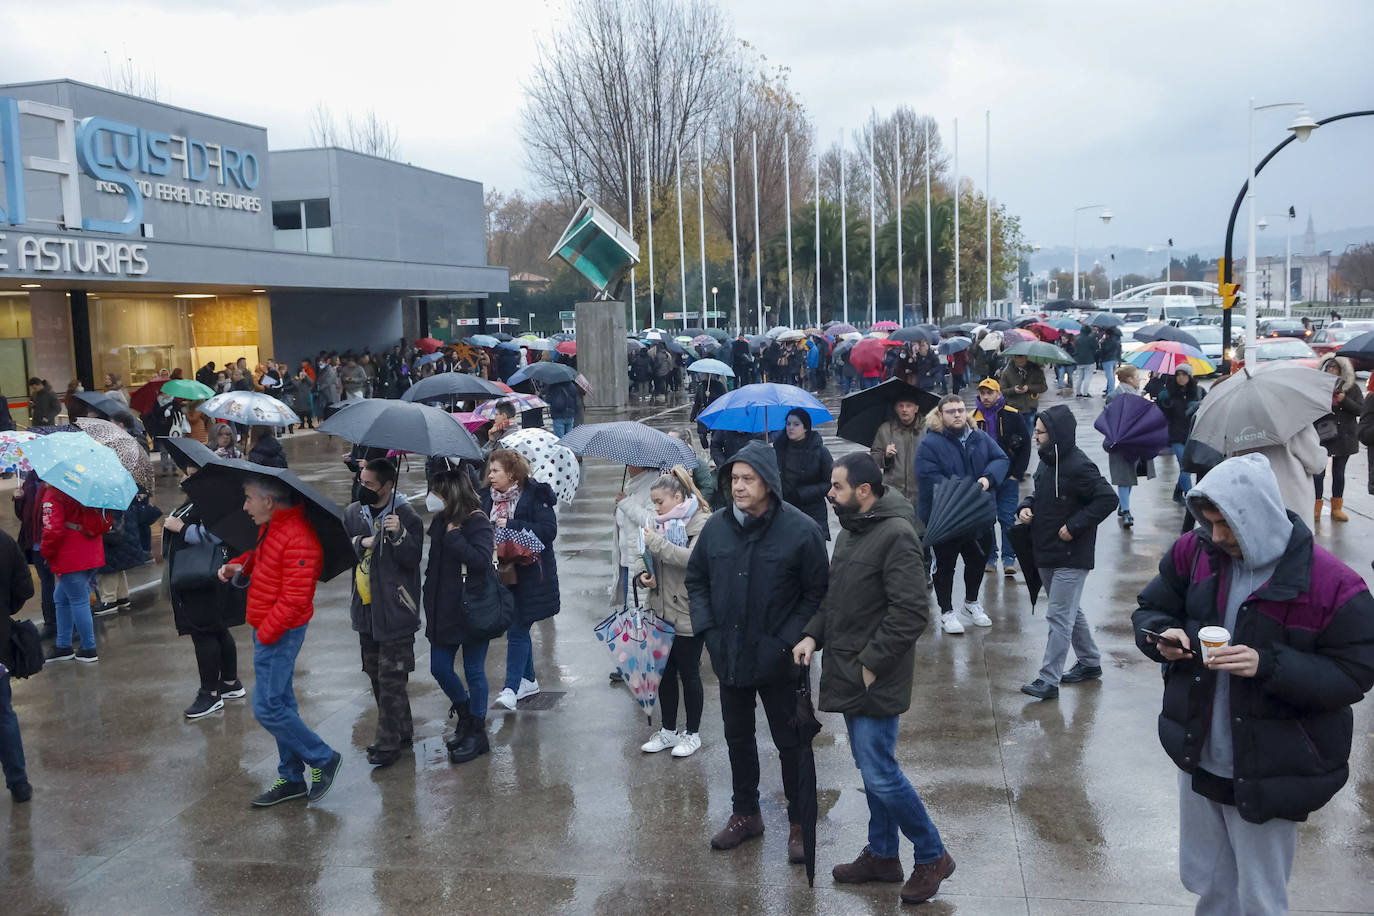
[
  {"xmin": 272, "ymin": 201, "xmax": 303, "ymax": 231},
  {"xmin": 272, "ymin": 199, "xmax": 331, "ymax": 253},
  {"xmin": 303, "ymin": 199, "xmax": 331, "ymax": 228}
]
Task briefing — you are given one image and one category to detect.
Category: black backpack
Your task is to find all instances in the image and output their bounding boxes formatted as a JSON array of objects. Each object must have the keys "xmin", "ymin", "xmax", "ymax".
[{"xmin": 8, "ymin": 619, "xmax": 45, "ymax": 678}]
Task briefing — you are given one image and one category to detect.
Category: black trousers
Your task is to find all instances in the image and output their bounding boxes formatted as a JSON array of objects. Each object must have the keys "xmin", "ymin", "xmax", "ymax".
[
  {"xmin": 660, "ymin": 634, "xmax": 704, "ymax": 733},
  {"xmin": 191, "ymin": 629, "xmax": 238, "ymax": 693},
  {"xmin": 360, "ymin": 634, "xmax": 415, "ymax": 751},
  {"xmin": 1314, "ymin": 455, "xmax": 1349, "ymax": 499},
  {"xmin": 932, "ymin": 536, "xmax": 987, "ymax": 612},
  {"xmin": 719, "ymin": 680, "xmax": 801, "ymax": 821}
]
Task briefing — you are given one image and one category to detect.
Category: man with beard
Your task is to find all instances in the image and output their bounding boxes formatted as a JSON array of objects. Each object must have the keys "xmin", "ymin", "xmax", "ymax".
[{"xmin": 793, "ymin": 452, "xmax": 955, "ymax": 905}]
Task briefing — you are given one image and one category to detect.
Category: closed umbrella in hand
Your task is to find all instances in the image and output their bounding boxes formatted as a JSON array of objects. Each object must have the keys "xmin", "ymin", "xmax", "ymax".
[
  {"xmin": 1093, "ymin": 393, "xmax": 1170, "ymax": 463},
  {"xmin": 1189, "ymin": 364, "xmax": 1336, "ymax": 455},
  {"xmin": 558, "ymin": 421, "xmax": 697, "ymax": 470},
  {"xmin": 923, "ymin": 477, "xmax": 997, "ymax": 547},
  {"xmin": 593, "ymin": 606, "xmax": 676, "ymax": 723},
  {"xmin": 319, "ymin": 399, "xmax": 482, "ymax": 461},
  {"xmin": 836, "ymin": 379, "xmax": 940, "ymax": 447},
  {"xmin": 23, "ymin": 431, "xmax": 137, "ymax": 510},
  {"xmin": 790, "ymin": 663, "xmax": 823, "ymax": 887},
  {"xmin": 74, "ymin": 417, "xmax": 154, "ymax": 492},
  {"xmin": 1007, "ymin": 523, "xmax": 1042, "ymax": 610}
]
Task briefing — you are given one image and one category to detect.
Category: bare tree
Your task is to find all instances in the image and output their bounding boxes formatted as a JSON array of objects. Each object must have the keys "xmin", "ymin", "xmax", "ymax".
[
  {"xmin": 102, "ymin": 50, "xmax": 159, "ymax": 101},
  {"xmin": 346, "ymin": 109, "xmax": 400, "ymax": 160},
  {"xmin": 308, "ymin": 102, "xmax": 339, "ymax": 147}
]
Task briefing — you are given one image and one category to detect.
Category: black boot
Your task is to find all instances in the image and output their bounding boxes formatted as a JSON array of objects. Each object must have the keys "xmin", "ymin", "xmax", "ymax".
[
  {"xmin": 445, "ymin": 701, "xmax": 471, "ymax": 751},
  {"xmin": 449, "ymin": 717, "xmax": 490, "ymax": 764}
]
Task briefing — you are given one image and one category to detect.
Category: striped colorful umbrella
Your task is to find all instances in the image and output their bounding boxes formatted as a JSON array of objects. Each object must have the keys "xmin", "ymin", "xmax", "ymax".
[{"xmin": 1124, "ymin": 341, "xmax": 1215, "ymax": 375}]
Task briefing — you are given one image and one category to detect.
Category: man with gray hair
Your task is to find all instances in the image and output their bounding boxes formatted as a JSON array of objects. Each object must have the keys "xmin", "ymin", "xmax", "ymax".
[{"xmin": 219, "ymin": 476, "xmax": 342, "ymax": 807}]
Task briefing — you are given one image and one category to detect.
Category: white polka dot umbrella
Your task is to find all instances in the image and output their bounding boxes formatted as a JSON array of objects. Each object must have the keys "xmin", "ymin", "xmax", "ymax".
[{"xmin": 503, "ymin": 428, "xmax": 581, "ymax": 503}]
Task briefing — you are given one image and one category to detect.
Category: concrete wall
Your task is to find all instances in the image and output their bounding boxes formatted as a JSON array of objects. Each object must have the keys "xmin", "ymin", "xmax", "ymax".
[
  {"xmin": 269, "ymin": 292, "xmax": 403, "ymax": 363},
  {"xmin": 576, "ymin": 300, "xmax": 627, "ymax": 410},
  {"xmin": 27, "ymin": 291, "xmax": 75, "ymax": 385}
]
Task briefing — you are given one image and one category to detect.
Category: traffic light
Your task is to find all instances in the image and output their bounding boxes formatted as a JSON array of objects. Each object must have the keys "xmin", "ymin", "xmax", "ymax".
[{"xmin": 1217, "ymin": 257, "xmax": 1239, "ymax": 310}]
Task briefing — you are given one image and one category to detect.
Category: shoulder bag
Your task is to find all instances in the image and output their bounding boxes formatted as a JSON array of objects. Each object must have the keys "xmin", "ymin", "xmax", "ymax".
[{"xmin": 461, "ymin": 558, "xmax": 514, "ymax": 642}]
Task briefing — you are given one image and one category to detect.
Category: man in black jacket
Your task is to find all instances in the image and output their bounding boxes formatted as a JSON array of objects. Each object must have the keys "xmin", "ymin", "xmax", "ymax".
[
  {"xmin": 793, "ymin": 453, "xmax": 954, "ymax": 905},
  {"xmin": 1133, "ymin": 454, "xmax": 1374, "ymax": 914},
  {"xmin": 344, "ymin": 459, "xmax": 424, "ymax": 767},
  {"xmin": 1, "ymin": 527, "xmax": 35, "ymax": 802},
  {"xmin": 687, "ymin": 441, "xmax": 829, "ymax": 862},
  {"xmin": 1015, "ymin": 405, "xmax": 1117, "ymax": 699}
]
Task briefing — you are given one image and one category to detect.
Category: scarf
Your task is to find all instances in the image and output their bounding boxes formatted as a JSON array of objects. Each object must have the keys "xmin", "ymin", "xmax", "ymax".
[
  {"xmin": 491, "ymin": 484, "xmax": 520, "ymax": 524},
  {"xmin": 653, "ymin": 496, "xmax": 698, "ymax": 546}
]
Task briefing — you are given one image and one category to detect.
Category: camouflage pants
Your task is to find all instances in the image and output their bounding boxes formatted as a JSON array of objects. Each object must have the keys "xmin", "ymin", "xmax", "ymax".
[{"xmin": 360, "ymin": 634, "xmax": 415, "ymax": 751}]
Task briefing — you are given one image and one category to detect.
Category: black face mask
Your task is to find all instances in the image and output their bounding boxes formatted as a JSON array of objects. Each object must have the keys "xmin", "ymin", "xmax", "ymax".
[{"xmin": 357, "ymin": 486, "xmax": 384, "ymax": 507}]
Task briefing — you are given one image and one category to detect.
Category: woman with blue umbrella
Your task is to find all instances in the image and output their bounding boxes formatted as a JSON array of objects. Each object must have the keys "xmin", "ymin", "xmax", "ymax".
[{"xmin": 772, "ymin": 409, "xmax": 835, "ymax": 540}]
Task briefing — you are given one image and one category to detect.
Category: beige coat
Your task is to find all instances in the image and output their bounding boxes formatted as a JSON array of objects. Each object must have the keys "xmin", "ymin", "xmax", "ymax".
[
  {"xmin": 630, "ymin": 505, "xmax": 708, "ymax": 636},
  {"xmin": 870, "ymin": 417, "xmax": 922, "ymax": 500}
]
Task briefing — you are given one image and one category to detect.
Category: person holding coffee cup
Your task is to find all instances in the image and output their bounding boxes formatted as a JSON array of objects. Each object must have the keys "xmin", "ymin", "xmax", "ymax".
[{"xmin": 1132, "ymin": 453, "xmax": 1374, "ymax": 914}]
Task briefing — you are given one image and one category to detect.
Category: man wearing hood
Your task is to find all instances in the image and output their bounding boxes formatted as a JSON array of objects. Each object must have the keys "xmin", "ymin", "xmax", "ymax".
[
  {"xmin": 1015, "ymin": 405, "xmax": 1117, "ymax": 699},
  {"xmin": 972, "ymin": 379, "xmax": 1030, "ymax": 577},
  {"xmin": 343, "ymin": 459, "xmax": 424, "ymax": 768},
  {"xmin": 1133, "ymin": 454, "xmax": 1374, "ymax": 915},
  {"xmin": 793, "ymin": 453, "xmax": 955, "ymax": 905},
  {"xmin": 869, "ymin": 394, "xmax": 924, "ymax": 502},
  {"xmin": 686, "ymin": 441, "xmax": 829, "ymax": 862}
]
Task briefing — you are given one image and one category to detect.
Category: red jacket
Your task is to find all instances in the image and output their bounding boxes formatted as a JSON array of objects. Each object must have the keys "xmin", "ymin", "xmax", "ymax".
[
  {"xmin": 232, "ymin": 503, "xmax": 323, "ymax": 645},
  {"xmin": 38, "ymin": 485, "xmax": 111, "ymax": 575}
]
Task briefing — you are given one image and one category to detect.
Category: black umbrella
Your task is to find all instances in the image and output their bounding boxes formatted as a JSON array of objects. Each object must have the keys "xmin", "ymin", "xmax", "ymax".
[
  {"xmin": 401, "ymin": 372, "xmax": 506, "ymax": 403},
  {"xmin": 790, "ymin": 663, "xmax": 822, "ymax": 887},
  {"xmin": 1333, "ymin": 330, "xmax": 1374, "ymax": 368},
  {"xmin": 492, "ymin": 332, "xmax": 514, "ymax": 341},
  {"xmin": 1007, "ymin": 523, "xmax": 1041, "ymax": 610},
  {"xmin": 1088, "ymin": 312, "xmax": 1124, "ymax": 328},
  {"xmin": 922, "ymin": 476, "xmax": 997, "ymax": 547},
  {"xmin": 180, "ymin": 459, "xmax": 354, "ymax": 581},
  {"xmin": 73, "ymin": 392, "xmax": 146, "ymax": 438},
  {"xmin": 1042, "ymin": 299, "xmax": 1075, "ymax": 312},
  {"xmin": 984, "ymin": 320, "xmax": 1012, "ymax": 331},
  {"xmin": 1134, "ymin": 324, "xmax": 1199, "ymax": 349},
  {"xmin": 836, "ymin": 379, "xmax": 941, "ymax": 447},
  {"xmin": 888, "ymin": 326, "xmax": 935, "ymax": 344},
  {"xmin": 511, "ymin": 362, "xmax": 579, "ymax": 385},
  {"xmin": 939, "ymin": 324, "xmax": 970, "ymax": 337},
  {"xmin": 318, "ymin": 399, "xmax": 483, "ymax": 460},
  {"xmin": 162, "ymin": 437, "xmax": 219, "ymax": 472}
]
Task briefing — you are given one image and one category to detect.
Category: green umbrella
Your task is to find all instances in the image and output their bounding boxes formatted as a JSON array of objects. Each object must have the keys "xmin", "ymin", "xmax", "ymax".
[
  {"xmin": 1002, "ymin": 341, "xmax": 1075, "ymax": 365},
  {"xmin": 162, "ymin": 378, "xmax": 216, "ymax": 400}
]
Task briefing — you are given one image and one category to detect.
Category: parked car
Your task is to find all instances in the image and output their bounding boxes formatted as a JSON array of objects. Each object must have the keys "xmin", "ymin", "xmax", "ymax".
[
  {"xmin": 1188, "ymin": 326, "xmax": 1225, "ymax": 367},
  {"xmin": 1309, "ymin": 323, "xmax": 1374, "ymax": 356},
  {"xmin": 1233, "ymin": 337, "xmax": 1321, "ymax": 371},
  {"xmin": 1257, "ymin": 318, "xmax": 1312, "ymax": 340}
]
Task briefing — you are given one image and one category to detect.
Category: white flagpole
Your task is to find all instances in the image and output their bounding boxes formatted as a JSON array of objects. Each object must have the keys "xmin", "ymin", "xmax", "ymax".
[
  {"xmin": 986, "ymin": 109, "xmax": 993, "ymax": 314},
  {"xmin": 752, "ymin": 131, "xmax": 762, "ymax": 333},
  {"xmin": 729, "ymin": 135, "xmax": 740, "ymax": 335},
  {"xmin": 697, "ymin": 134, "xmax": 708, "ymax": 325},
  {"xmin": 626, "ymin": 137, "xmax": 636, "ymax": 330},
  {"xmin": 924, "ymin": 120, "xmax": 933, "ymax": 324},
  {"xmin": 840, "ymin": 133, "xmax": 848, "ymax": 325},
  {"xmin": 896, "ymin": 122, "xmax": 904, "ymax": 320},
  {"xmin": 784, "ymin": 132, "xmax": 794, "ymax": 328},
  {"xmin": 869, "ymin": 119, "xmax": 877, "ymax": 326},
  {"xmin": 814, "ymin": 148, "xmax": 820, "ymax": 327},
  {"xmin": 646, "ymin": 136, "xmax": 656, "ymax": 329},
  {"xmin": 953, "ymin": 118, "xmax": 960, "ymax": 315},
  {"xmin": 676, "ymin": 146, "xmax": 688, "ymax": 331}
]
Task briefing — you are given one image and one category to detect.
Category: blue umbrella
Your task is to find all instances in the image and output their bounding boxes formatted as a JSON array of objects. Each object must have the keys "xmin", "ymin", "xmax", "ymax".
[
  {"xmin": 686, "ymin": 358, "xmax": 735, "ymax": 378},
  {"xmin": 467, "ymin": 334, "xmax": 500, "ymax": 348},
  {"xmin": 417, "ymin": 352, "xmax": 444, "ymax": 366},
  {"xmin": 696, "ymin": 383, "xmax": 833, "ymax": 433},
  {"xmin": 24, "ymin": 431, "xmax": 137, "ymax": 510},
  {"xmin": 938, "ymin": 337, "xmax": 973, "ymax": 355}
]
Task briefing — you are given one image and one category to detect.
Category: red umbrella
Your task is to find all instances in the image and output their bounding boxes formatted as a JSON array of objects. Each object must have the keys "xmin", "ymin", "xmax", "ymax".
[
  {"xmin": 129, "ymin": 378, "xmax": 169, "ymax": 415},
  {"xmin": 556, "ymin": 340, "xmax": 577, "ymax": 355},
  {"xmin": 1028, "ymin": 322, "xmax": 1062, "ymax": 342},
  {"xmin": 849, "ymin": 338, "xmax": 888, "ymax": 376},
  {"xmin": 415, "ymin": 337, "xmax": 443, "ymax": 354}
]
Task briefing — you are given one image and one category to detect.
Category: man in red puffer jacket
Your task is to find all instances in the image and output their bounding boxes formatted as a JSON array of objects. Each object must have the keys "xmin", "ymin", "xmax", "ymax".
[
  {"xmin": 218, "ymin": 476, "xmax": 341, "ymax": 808},
  {"xmin": 39, "ymin": 485, "xmax": 111, "ymax": 663}
]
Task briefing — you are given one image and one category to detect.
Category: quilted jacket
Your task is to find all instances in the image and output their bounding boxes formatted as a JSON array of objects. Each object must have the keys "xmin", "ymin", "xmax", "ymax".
[
  {"xmin": 231, "ymin": 503, "xmax": 323, "ymax": 644},
  {"xmin": 39, "ymin": 485, "xmax": 111, "ymax": 575}
]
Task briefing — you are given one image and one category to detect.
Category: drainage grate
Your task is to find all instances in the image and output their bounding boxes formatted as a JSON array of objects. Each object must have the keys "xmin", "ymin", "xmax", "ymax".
[{"xmin": 493, "ymin": 691, "xmax": 566, "ymax": 712}]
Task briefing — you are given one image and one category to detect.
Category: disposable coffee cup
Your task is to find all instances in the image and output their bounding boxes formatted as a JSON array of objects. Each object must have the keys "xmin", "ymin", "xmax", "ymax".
[{"xmin": 1198, "ymin": 626, "xmax": 1230, "ymax": 663}]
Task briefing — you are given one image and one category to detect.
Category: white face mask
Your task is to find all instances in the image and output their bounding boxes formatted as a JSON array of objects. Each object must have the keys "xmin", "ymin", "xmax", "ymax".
[{"xmin": 424, "ymin": 492, "xmax": 445, "ymax": 513}]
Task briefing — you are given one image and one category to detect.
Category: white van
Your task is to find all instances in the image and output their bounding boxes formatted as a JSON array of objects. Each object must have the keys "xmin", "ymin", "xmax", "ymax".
[{"xmin": 1146, "ymin": 295, "xmax": 1200, "ymax": 325}]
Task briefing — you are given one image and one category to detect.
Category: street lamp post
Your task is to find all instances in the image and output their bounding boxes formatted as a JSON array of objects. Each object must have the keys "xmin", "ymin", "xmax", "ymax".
[
  {"xmin": 1258, "ymin": 208, "xmax": 1298, "ymax": 318},
  {"xmin": 528, "ymin": 312, "xmax": 535, "ymax": 334},
  {"xmin": 1146, "ymin": 240, "xmax": 1174, "ymax": 296},
  {"xmin": 1073, "ymin": 205, "xmax": 1112, "ymax": 300},
  {"xmin": 711, "ymin": 286, "xmax": 718, "ymax": 327}
]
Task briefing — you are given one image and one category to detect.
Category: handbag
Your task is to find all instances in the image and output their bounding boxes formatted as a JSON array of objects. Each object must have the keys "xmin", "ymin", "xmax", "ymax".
[
  {"xmin": 1314, "ymin": 415, "xmax": 1339, "ymax": 445},
  {"xmin": 7, "ymin": 618, "xmax": 45, "ymax": 678},
  {"xmin": 170, "ymin": 537, "xmax": 227, "ymax": 591},
  {"xmin": 461, "ymin": 560, "xmax": 514, "ymax": 641}
]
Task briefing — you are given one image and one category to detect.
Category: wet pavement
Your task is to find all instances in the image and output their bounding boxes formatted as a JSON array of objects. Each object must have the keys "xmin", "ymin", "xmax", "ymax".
[{"xmin": 3, "ymin": 380, "xmax": 1372, "ymax": 915}]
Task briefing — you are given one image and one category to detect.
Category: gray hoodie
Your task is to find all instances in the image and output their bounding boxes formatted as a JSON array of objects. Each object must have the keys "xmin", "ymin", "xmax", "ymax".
[{"xmin": 1185, "ymin": 453, "xmax": 1293, "ymax": 778}]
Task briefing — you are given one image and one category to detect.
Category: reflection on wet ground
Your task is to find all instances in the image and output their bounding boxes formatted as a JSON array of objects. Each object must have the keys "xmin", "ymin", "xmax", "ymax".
[{"xmin": 3, "ymin": 387, "xmax": 1371, "ymax": 914}]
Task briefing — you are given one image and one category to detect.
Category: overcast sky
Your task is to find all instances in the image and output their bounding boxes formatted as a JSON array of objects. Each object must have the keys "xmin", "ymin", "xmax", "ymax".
[{"xmin": 3, "ymin": 0, "xmax": 1371, "ymax": 254}]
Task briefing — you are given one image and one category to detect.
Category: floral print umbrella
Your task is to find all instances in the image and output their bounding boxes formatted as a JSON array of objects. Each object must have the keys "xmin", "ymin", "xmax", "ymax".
[{"xmin": 0, "ymin": 430, "xmax": 39, "ymax": 474}]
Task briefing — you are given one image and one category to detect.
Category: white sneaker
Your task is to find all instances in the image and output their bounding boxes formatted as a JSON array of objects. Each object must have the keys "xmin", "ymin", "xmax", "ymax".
[
  {"xmin": 515, "ymin": 678, "xmax": 540, "ymax": 700},
  {"xmin": 640, "ymin": 728, "xmax": 680, "ymax": 753},
  {"xmin": 964, "ymin": 601, "xmax": 993, "ymax": 627},
  {"xmin": 671, "ymin": 732, "xmax": 702, "ymax": 758},
  {"xmin": 940, "ymin": 612, "xmax": 966, "ymax": 634},
  {"xmin": 495, "ymin": 687, "xmax": 518, "ymax": 710}
]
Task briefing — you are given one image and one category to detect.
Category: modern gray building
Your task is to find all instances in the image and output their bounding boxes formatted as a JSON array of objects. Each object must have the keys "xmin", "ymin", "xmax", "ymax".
[{"xmin": 0, "ymin": 78, "xmax": 506, "ymax": 400}]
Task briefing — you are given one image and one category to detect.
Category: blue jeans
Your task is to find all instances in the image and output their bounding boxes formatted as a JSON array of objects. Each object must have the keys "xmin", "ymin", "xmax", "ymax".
[
  {"xmin": 252, "ymin": 625, "xmax": 335, "ymax": 782},
  {"xmin": 1101, "ymin": 361, "xmax": 1117, "ymax": 396},
  {"xmin": 552, "ymin": 416, "xmax": 574, "ymax": 438},
  {"xmin": 1171, "ymin": 442, "xmax": 1192, "ymax": 492},
  {"xmin": 860, "ymin": 376, "xmax": 879, "ymax": 390},
  {"xmin": 844, "ymin": 714, "xmax": 946, "ymax": 864},
  {"xmin": 988, "ymin": 477, "xmax": 1019, "ymax": 568},
  {"xmin": 54, "ymin": 571, "xmax": 95, "ymax": 651},
  {"xmin": 1074, "ymin": 364, "xmax": 1093, "ymax": 393},
  {"xmin": 1117, "ymin": 485, "xmax": 1132, "ymax": 512},
  {"xmin": 1022, "ymin": 409, "xmax": 1038, "ymax": 446},
  {"xmin": 431, "ymin": 641, "xmax": 490, "ymax": 716},
  {"xmin": 504, "ymin": 622, "xmax": 535, "ymax": 691},
  {"xmin": 0, "ymin": 673, "xmax": 27, "ymax": 790}
]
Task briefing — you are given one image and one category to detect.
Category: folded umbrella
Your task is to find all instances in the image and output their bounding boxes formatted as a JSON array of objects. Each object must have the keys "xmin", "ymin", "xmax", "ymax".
[
  {"xmin": 696, "ymin": 383, "xmax": 833, "ymax": 434},
  {"xmin": 1093, "ymin": 393, "xmax": 1170, "ymax": 462},
  {"xmin": 319, "ymin": 399, "xmax": 482, "ymax": 460},
  {"xmin": 23, "ymin": 431, "xmax": 137, "ymax": 510},
  {"xmin": 1190, "ymin": 364, "xmax": 1336, "ymax": 455},
  {"xmin": 923, "ymin": 477, "xmax": 997, "ymax": 547},
  {"xmin": 593, "ymin": 605, "xmax": 677, "ymax": 724},
  {"xmin": 686, "ymin": 358, "xmax": 735, "ymax": 378},
  {"xmin": 791, "ymin": 663, "xmax": 823, "ymax": 887},
  {"xmin": 161, "ymin": 378, "xmax": 216, "ymax": 401},
  {"xmin": 199, "ymin": 391, "xmax": 301, "ymax": 427},
  {"xmin": 401, "ymin": 372, "xmax": 507, "ymax": 403},
  {"xmin": 1002, "ymin": 341, "xmax": 1075, "ymax": 365},
  {"xmin": 835, "ymin": 380, "xmax": 941, "ymax": 447},
  {"xmin": 558, "ymin": 421, "xmax": 697, "ymax": 470},
  {"xmin": 494, "ymin": 525, "xmax": 546, "ymax": 564},
  {"xmin": 1007, "ymin": 523, "xmax": 1042, "ymax": 609},
  {"xmin": 507, "ymin": 362, "xmax": 579, "ymax": 386},
  {"xmin": 502, "ymin": 428, "xmax": 581, "ymax": 503},
  {"xmin": 73, "ymin": 417, "xmax": 154, "ymax": 492},
  {"xmin": 180, "ymin": 459, "xmax": 353, "ymax": 580}
]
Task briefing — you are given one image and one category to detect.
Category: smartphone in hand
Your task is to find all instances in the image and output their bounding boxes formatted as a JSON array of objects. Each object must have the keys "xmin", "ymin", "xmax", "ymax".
[{"xmin": 1140, "ymin": 628, "xmax": 1189, "ymax": 651}]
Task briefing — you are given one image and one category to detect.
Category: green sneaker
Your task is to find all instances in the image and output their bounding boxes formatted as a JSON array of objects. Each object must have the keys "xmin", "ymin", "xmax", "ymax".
[
  {"xmin": 307, "ymin": 751, "xmax": 343, "ymax": 803},
  {"xmin": 251, "ymin": 777, "xmax": 308, "ymax": 807}
]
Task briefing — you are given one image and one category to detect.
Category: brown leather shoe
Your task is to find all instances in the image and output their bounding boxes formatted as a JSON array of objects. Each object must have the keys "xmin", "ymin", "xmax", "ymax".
[
  {"xmin": 710, "ymin": 812, "xmax": 764, "ymax": 850},
  {"xmin": 832, "ymin": 847, "xmax": 904, "ymax": 884},
  {"xmin": 787, "ymin": 823, "xmax": 805, "ymax": 864},
  {"xmin": 901, "ymin": 850, "xmax": 955, "ymax": 904}
]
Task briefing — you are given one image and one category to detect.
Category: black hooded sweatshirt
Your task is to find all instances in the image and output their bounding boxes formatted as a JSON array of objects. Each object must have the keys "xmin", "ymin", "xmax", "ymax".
[
  {"xmin": 1018, "ymin": 405, "xmax": 1117, "ymax": 569},
  {"xmin": 685, "ymin": 440, "xmax": 830, "ymax": 688}
]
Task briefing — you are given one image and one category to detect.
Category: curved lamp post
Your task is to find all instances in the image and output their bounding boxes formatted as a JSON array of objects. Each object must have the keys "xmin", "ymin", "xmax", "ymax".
[{"xmin": 1073, "ymin": 205, "xmax": 1112, "ymax": 300}]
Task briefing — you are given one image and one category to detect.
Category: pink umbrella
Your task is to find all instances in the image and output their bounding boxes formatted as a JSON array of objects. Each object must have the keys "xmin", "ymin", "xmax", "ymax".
[
  {"xmin": 871, "ymin": 320, "xmax": 900, "ymax": 331},
  {"xmin": 450, "ymin": 411, "xmax": 491, "ymax": 432},
  {"xmin": 475, "ymin": 394, "xmax": 549, "ymax": 419},
  {"xmin": 1003, "ymin": 328, "xmax": 1037, "ymax": 344}
]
